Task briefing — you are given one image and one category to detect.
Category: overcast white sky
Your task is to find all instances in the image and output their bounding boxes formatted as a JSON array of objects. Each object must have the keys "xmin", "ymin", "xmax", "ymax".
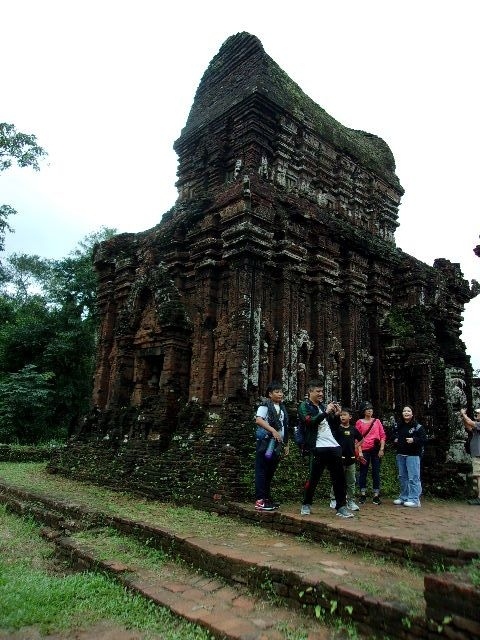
[{"xmin": 2, "ymin": 0, "xmax": 479, "ymax": 368}]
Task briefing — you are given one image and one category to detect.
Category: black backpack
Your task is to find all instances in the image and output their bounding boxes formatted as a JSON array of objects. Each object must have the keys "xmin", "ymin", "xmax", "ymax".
[{"xmin": 293, "ymin": 416, "xmax": 306, "ymax": 448}]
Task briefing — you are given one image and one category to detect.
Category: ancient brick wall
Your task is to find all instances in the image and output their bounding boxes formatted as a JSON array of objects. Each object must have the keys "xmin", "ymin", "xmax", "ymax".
[{"xmin": 61, "ymin": 33, "xmax": 478, "ymax": 498}]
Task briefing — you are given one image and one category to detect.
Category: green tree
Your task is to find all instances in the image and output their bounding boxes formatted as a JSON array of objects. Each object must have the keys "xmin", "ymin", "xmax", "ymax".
[
  {"xmin": 0, "ymin": 364, "xmax": 54, "ymax": 443},
  {"xmin": 0, "ymin": 297, "xmax": 53, "ymax": 374},
  {"xmin": 42, "ymin": 229, "xmax": 109, "ymax": 318},
  {"xmin": 0, "ymin": 227, "xmax": 116, "ymax": 443},
  {"xmin": 0, "ymin": 123, "xmax": 47, "ymax": 173},
  {"xmin": 1, "ymin": 253, "xmax": 49, "ymax": 301},
  {"xmin": 0, "ymin": 205, "xmax": 16, "ymax": 258}
]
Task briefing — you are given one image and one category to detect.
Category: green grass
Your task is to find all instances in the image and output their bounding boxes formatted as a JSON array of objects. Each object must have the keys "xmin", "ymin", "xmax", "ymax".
[
  {"xmin": 0, "ymin": 462, "xmax": 435, "ymax": 639},
  {"xmin": 0, "ymin": 502, "xmax": 345, "ymax": 640},
  {"xmin": 0, "ymin": 462, "xmax": 280, "ymax": 541},
  {"xmin": 0, "ymin": 504, "xmax": 212, "ymax": 639},
  {"xmin": 467, "ymin": 559, "xmax": 480, "ymax": 587},
  {"xmin": 72, "ymin": 526, "xmax": 170, "ymax": 569},
  {"xmin": 447, "ymin": 558, "xmax": 480, "ymax": 588}
]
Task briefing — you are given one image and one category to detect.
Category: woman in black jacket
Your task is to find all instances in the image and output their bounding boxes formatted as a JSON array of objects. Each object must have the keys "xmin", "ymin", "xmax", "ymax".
[{"xmin": 392, "ymin": 405, "xmax": 427, "ymax": 508}]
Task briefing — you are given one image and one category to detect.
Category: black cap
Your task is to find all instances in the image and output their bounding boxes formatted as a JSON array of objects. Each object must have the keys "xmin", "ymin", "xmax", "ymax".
[{"xmin": 360, "ymin": 401, "xmax": 373, "ymax": 411}]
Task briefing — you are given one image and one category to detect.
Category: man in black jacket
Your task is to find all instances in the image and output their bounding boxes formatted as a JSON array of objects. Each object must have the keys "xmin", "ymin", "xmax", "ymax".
[{"xmin": 298, "ymin": 380, "xmax": 354, "ymax": 518}]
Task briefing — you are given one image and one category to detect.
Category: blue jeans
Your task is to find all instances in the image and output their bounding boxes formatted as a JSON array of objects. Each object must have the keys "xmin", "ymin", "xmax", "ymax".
[
  {"xmin": 396, "ymin": 454, "xmax": 422, "ymax": 504},
  {"xmin": 358, "ymin": 448, "xmax": 381, "ymax": 493}
]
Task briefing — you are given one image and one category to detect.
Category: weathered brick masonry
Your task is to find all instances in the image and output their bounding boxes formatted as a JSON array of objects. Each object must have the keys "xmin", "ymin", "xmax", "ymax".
[{"xmin": 50, "ymin": 33, "xmax": 478, "ymax": 500}]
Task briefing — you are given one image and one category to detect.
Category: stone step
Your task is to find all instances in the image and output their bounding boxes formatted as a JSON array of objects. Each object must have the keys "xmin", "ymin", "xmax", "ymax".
[
  {"xmin": 1, "ymin": 470, "xmax": 479, "ymax": 639},
  {"xmin": 1, "ymin": 491, "xmax": 86, "ymax": 533},
  {"xmin": 0, "ymin": 478, "xmax": 427, "ymax": 639},
  {"xmin": 0, "ymin": 482, "xmax": 104, "ymax": 531},
  {"xmin": 39, "ymin": 525, "xmax": 337, "ymax": 640},
  {"xmin": 224, "ymin": 500, "xmax": 480, "ymax": 570}
]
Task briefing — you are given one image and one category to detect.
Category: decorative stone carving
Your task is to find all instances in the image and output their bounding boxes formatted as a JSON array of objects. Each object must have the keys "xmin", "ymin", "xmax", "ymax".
[
  {"xmin": 445, "ymin": 368, "xmax": 471, "ymax": 464},
  {"xmin": 234, "ymin": 159, "xmax": 242, "ymax": 179}
]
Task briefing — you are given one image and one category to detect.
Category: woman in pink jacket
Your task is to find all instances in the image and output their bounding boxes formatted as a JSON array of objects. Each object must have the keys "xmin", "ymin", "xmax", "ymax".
[{"xmin": 355, "ymin": 401, "xmax": 386, "ymax": 505}]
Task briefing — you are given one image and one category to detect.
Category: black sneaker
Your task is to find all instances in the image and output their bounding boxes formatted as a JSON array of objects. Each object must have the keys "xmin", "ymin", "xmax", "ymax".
[
  {"xmin": 372, "ymin": 495, "xmax": 381, "ymax": 505},
  {"xmin": 266, "ymin": 499, "xmax": 280, "ymax": 510},
  {"xmin": 359, "ymin": 494, "xmax": 367, "ymax": 504}
]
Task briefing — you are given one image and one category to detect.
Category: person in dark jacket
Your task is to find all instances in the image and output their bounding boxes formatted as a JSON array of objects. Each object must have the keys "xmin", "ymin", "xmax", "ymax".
[
  {"xmin": 328, "ymin": 407, "xmax": 363, "ymax": 511},
  {"xmin": 392, "ymin": 405, "xmax": 427, "ymax": 508},
  {"xmin": 298, "ymin": 380, "xmax": 354, "ymax": 518}
]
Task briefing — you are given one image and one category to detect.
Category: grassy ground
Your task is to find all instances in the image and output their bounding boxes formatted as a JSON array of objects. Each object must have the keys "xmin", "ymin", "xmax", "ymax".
[
  {"xmin": 0, "ymin": 463, "xmax": 353, "ymax": 640},
  {"xmin": 0, "ymin": 460, "xmax": 455, "ymax": 538},
  {"xmin": 0, "ymin": 461, "xmax": 282, "ymax": 540},
  {"xmin": 0, "ymin": 502, "xmax": 214, "ymax": 639},
  {"xmin": 0, "ymin": 462, "xmax": 426, "ymax": 612}
]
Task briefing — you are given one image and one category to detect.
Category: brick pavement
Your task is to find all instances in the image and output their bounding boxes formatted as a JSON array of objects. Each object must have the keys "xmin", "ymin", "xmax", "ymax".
[{"xmin": 230, "ymin": 497, "xmax": 480, "ymax": 567}]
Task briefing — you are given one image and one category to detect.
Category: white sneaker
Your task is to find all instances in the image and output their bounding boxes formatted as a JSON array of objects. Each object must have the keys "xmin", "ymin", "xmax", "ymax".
[
  {"xmin": 347, "ymin": 500, "xmax": 360, "ymax": 511},
  {"xmin": 393, "ymin": 498, "xmax": 404, "ymax": 505},
  {"xmin": 300, "ymin": 504, "xmax": 311, "ymax": 515},
  {"xmin": 329, "ymin": 499, "xmax": 336, "ymax": 509},
  {"xmin": 403, "ymin": 500, "xmax": 420, "ymax": 508}
]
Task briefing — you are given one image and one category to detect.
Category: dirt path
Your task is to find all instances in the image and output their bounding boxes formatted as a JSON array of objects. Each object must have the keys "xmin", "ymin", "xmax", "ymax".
[{"xmin": 0, "ymin": 622, "xmax": 165, "ymax": 639}]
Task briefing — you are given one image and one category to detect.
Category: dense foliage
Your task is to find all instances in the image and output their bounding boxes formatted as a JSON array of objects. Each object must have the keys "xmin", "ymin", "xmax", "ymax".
[{"xmin": 0, "ymin": 229, "xmax": 115, "ymax": 443}]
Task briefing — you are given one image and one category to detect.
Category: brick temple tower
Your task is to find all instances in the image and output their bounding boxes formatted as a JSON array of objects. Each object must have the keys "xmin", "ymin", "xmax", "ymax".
[{"xmin": 76, "ymin": 33, "xmax": 477, "ymax": 495}]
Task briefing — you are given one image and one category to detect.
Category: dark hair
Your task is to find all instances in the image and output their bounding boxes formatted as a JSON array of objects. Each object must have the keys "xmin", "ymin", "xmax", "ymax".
[
  {"xmin": 398, "ymin": 405, "xmax": 418, "ymax": 426},
  {"xmin": 266, "ymin": 381, "xmax": 283, "ymax": 395},
  {"xmin": 340, "ymin": 407, "xmax": 352, "ymax": 415},
  {"xmin": 307, "ymin": 379, "xmax": 323, "ymax": 392}
]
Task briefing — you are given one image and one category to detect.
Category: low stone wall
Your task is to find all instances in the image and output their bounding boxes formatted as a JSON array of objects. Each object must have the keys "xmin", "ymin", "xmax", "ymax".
[
  {"xmin": 49, "ymin": 395, "xmax": 473, "ymax": 502},
  {"xmin": 2, "ymin": 480, "xmax": 479, "ymax": 640},
  {"xmin": 223, "ymin": 504, "xmax": 479, "ymax": 570},
  {"xmin": 425, "ymin": 572, "xmax": 480, "ymax": 640}
]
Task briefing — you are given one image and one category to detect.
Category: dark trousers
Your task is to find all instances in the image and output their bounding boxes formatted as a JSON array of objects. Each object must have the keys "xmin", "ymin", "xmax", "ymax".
[
  {"xmin": 255, "ymin": 443, "xmax": 280, "ymax": 501},
  {"xmin": 358, "ymin": 448, "xmax": 381, "ymax": 493},
  {"xmin": 303, "ymin": 448, "xmax": 346, "ymax": 508}
]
